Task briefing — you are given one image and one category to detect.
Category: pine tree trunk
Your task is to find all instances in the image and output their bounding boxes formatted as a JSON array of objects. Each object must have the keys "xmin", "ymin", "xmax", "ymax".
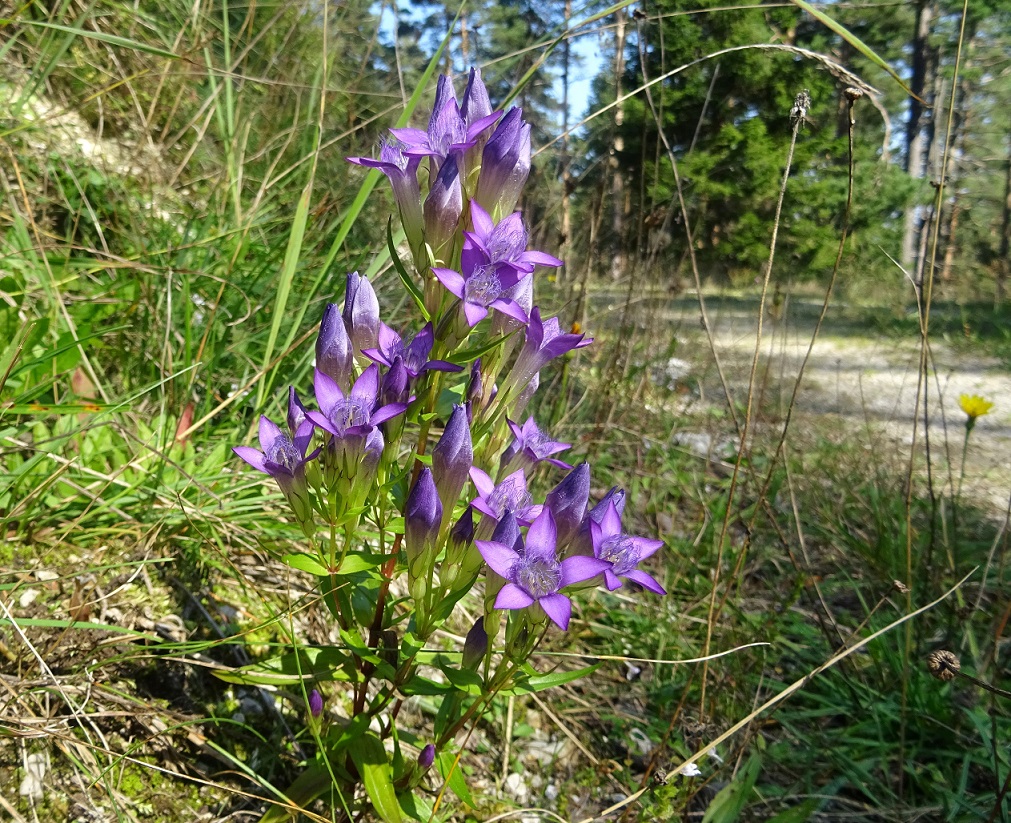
[
  {"xmin": 609, "ymin": 7, "xmax": 627, "ymax": 280},
  {"xmin": 997, "ymin": 134, "xmax": 1011, "ymax": 304},
  {"xmin": 902, "ymin": 0, "xmax": 935, "ymax": 274},
  {"xmin": 559, "ymin": 0, "xmax": 572, "ymax": 285}
]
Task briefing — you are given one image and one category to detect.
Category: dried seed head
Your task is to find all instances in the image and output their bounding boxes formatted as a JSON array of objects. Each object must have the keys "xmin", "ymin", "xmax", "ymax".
[
  {"xmin": 893, "ymin": 579, "xmax": 910, "ymax": 594},
  {"xmin": 926, "ymin": 650, "xmax": 960, "ymax": 682},
  {"xmin": 844, "ymin": 87, "xmax": 865, "ymax": 102}
]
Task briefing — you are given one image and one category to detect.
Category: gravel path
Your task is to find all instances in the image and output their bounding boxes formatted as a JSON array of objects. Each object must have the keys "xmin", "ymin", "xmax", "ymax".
[{"xmin": 622, "ymin": 292, "xmax": 1011, "ymax": 514}]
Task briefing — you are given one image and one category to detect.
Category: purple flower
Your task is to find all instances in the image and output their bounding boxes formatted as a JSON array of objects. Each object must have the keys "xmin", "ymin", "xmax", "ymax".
[
  {"xmin": 308, "ymin": 365, "xmax": 406, "ymax": 474},
  {"xmin": 470, "ymin": 467, "xmax": 541, "ymax": 531},
  {"xmin": 570, "ymin": 486, "xmax": 626, "ymax": 557},
  {"xmin": 364, "ymin": 322, "xmax": 461, "ymax": 378},
  {"xmin": 475, "ymin": 107, "xmax": 531, "ymax": 220},
  {"xmin": 287, "ymin": 386, "xmax": 310, "ymax": 436},
  {"xmin": 501, "ymin": 308, "xmax": 591, "ymax": 399},
  {"xmin": 500, "ymin": 416, "xmax": 572, "ymax": 475},
  {"xmin": 389, "ymin": 75, "xmax": 499, "ymax": 166},
  {"xmin": 512, "ymin": 370, "xmax": 539, "ymax": 418},
  {"xmin": 423, "ymin": 154, "xmax": 463, "ymax": 264},
  {"xmin": 463, "ymin": 201, "xmax": 562, "ymax": 279},
  {"xmin": 432, "ymin": 405, "xmax": 473, "ymax": 529},
  {"xmin": 544, "ymin": 462, "xmax": 590, "ymax": 551},
  {"xmin": 590, "ymin": 500, "xmax": 666, "ymax": 594},
  {"xmin": 431, "ymin": 263, "xmax": 529, "ymax": 328},
  {"xmin": 477, "ymin": 509, "xmax": 608, "ymax": 630},
  {"xmin": 406, "ymin": 467, "xmax": 442, "ymax": 578},
  {"xmin": 461, "ymin": 68, "xmax": 492, "ymax": 131},
  {"xmin": 462, "ymin": 617, "xmax": 488, "ymax": 670},
  {"xmin": 418, "ymin": 744, "xmax": 436, "ymax": 771},
  {"xmin": 316, "ymin": 303, "xmax": 353, "ymax": 392},
  {"xmin": 342, "ymin": 272, "xmax": 380, "ymax": 356},
  {"xmin": 307, "ymin": 688, "xmax": 324, "ymax": 719},
  {"xmin": 233, "ymin": 415, "xmax": 318, "ymax": 535},
  {"xmin": 347, "ymin": 137, "xmax": 424, "ymax": 254}
]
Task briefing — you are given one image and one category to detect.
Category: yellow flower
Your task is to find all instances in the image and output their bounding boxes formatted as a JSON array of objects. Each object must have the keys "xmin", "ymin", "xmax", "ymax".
[{"xmin": 959, "ymin": 394, "xmax": 994, "ymax": 422}]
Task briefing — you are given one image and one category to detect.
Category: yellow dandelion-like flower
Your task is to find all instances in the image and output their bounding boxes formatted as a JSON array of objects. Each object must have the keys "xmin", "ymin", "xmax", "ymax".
[{"xmin": 959, "ymin": 394, "xmax": 994, "ymax": 422}]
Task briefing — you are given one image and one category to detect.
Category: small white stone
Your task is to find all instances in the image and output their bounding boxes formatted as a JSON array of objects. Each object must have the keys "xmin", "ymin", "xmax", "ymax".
[
  {"xmin": 19, "ymin": 753, "xmax": 47, "ymax": 800},
  {"xmin": 18, "ymin": 589, "xmax": 40, "ymax": 608},
  {"xmin": 504, "ymin": 772, "xmax": 529, "ymax": 802},
  {"xmin": 35, "ymin": 570, "xmax": 59, "ymax": 582}
]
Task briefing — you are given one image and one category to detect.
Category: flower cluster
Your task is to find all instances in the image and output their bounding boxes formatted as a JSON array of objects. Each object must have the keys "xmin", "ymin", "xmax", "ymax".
[{"xmin": 231, "ymin": 68, "xmax": 667, "ymax": 816}]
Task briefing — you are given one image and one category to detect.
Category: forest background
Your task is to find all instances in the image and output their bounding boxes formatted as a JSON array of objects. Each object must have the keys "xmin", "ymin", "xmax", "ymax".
[{"xmin": 1, "ymin": 0, "xmax": 1010, "ymax": 820}]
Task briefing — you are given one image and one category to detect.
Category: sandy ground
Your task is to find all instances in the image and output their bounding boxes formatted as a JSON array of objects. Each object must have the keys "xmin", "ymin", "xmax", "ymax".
[{"xmin": 619, "ymin": 292, "xmax": 1011, "ymax": 515}]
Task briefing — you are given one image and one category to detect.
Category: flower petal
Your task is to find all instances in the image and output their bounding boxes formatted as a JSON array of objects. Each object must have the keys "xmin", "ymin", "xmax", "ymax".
[
  {"xmin": 433, "ymin": 267, "xmax": 466, "ymax": 298},
  {"xmin": 351, "ymin": 363, "xmax": 380, "ymax": 406},
  {"xmin": 603, "ymin": 569, "xmax": 623, "ymax": 591},
  {"xmin": 233, "ymin": 446, "xmax": 268, "ymax": 474},
  {"xmin": 469, "ymin": 466, "xmax": 496, "ymax": 499},
  {"xmin": 313, "ymin": 368, "xmax": 345, "ymax": 415},
  {"xmin": 538, "ymin": 593, "xmax": 572, "ymax": 631},
  {"xmin": 525, "ymin": 509, "xmax": 558, "ymax": 561},
  {"xmin": 476, "ymin": 540, "xmax": 521, "ymax": 578},
  {"xmin": 560, "ymin": 555, "xmax": 609, "ymax": 587},
  {"xmin": 495, "ymin": 583, "xmax": 535, "ymax": 610},
  {"xmin": 624, "ymin": 569, "xmax": 667, "ymax": 595}
]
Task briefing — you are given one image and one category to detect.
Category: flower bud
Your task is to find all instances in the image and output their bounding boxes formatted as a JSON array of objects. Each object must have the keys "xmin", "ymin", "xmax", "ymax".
[
  {"xmin": 342, "ymin": 272, "xmax": 380, "ymax": 356},
  {"xmin": 466, "ymin": 359, "xmax": 484, "ymax": 415},
  {"xmin": 418, "ymin": 743, "xmax": 436, "ymax": 771},
  {"xmin": 476, "ymin": 107, "xmax": 531, "ymax": 221},
  {"xmin": 405, "ymin": 467, "xmax": 442, "ymax": 579},
  {"xmin": 545, "ymin": 462, "xmax": 590, "ymax": 551},
  {"xmin": 450, "ymin": 505, "xmax": 475, "ymax": 550},
  {"xmin": 424, "ymin": 154, "xmax": 463, "ymax": 265},
  {"xmin": 316, "ymin": 303, "xmax": 353, "ymax": 392},
  {"xmin": 462, "ymin": 617, "xmax": 488, "ymax": 670},
  {"xmin": 432, "ymin": 405, "xmax": 473, "ymax": 529},
  {"xmin": 308, "ymin": 689, "xmax": 324, "ymax": 719}
]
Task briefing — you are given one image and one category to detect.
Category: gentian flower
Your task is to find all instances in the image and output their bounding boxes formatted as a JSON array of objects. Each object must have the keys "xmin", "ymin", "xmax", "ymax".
[
  {"xmin": 500, "ymin": 416, "xmax": 572, "ymax": 476},
  {"xmin": 308, "ymin": 364, "xmax": 407, "ymax": 478},
  {"xmin": 500, "ymin": 308, "xmax": 591, "ymax": 400},
  {"xmin": 543, "ymin": 462, "xmax": 590, "ymax": 551},
  {"xmin": 364, "ymin": 322, "xmax": 461, "ymax": 378},
  {"xmin": 512, "ymin": 370, "xmax": 539, "ymax": 418},
  {"xmin": 570, "ymin": 486, "xmax": 626, "ymax": 557},
  {"xmin": 477, "ymin": 509, "xmax": 608, "ymax": 630},
  {"xmin": 462, "ymin": 201, "xmax": 562, "ymax": 279},
  {"xmin": 423, "ymin": 154, "xmax": 463, "ymax": 264},
  {"xmin": 405, "ymin": 466, "xmax": 442, "ymax": 581},
  {"xmin": 342, "ymin": 272, "xmax": 380, "ymax": 356},
  {"xmin": 233, "ymin": 415, "xmax": 318, "ymax": 536},
  {"xmin": 432, "ymin": 405, "xmax": 473, "ymax": 531},
  {"xmin": 431, "ymin": 262, "xmax": 529, "ymax": 328},
  {"xmin": 347, "ymin": 137, "xmax": 424, "ymax": 255},
  {"xmin": 286, "ymin": 386, "xmax": 310, "ymax": 436},
  {"xmin": 462, "ymin": 617, "xmax": 488, "ymax": 670},
  {"xmin": 590, "ymin": 500, "xmax": 666, "ymax": 594},
  {"xmin": 308, "ymin": 689, "xmax": 324, "ymax": 719},
  {"xmin": 475, "ymin": 107, "xmax": 531, "ymax": 220},
  {"xmin": 418, "ymin": 744, "xmax": 436, "ymax": 771},
  {"xmin": 389, "ymin": 74, "xmax": 499, "ymax": 166},
  {"xmin": 470, "ymin": 467, "xmax": 541, "ymax": 533},
  {"xmin": 316, "ymin": 302, "xmax": 353, "ymax": 392}
]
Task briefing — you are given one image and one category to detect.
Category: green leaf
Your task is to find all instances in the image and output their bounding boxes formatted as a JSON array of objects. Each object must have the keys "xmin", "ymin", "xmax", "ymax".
[
  {"xmin": 766, "ymin": 798, "xmax": 820, "ymax": 823},
  {"xmin": 702, "ymin": 753, "xmax": 761, "ymax": 823},
  {"xmin": 437, "ymin": 659, "xmax": 484, "ymax": 695},
  {"xmin": 387, "ymin": 218, "xmax": 429, "ymax": 321},
  {"xmin": 15, "ymin": 20, "xmax": 181, "ymax": 60},
  {"xmin": 338, "ymin": 552, "xmax": 387, "ymax": 575},
  {"xmin": 348, "ymin": 732, "xmax": 404, "ymax": 823},
  {"xmin": 502, "ymin": 663, "xmax": 600, "ymax": 695},
  {"xmin": 436, "ymin": 749, "xmax": 474, "ymax": 806},
  {"xmin": 257, "ymin": 169, "xmax": 314, "ymax": 408},
  {"xmin": 282, "ymin": 553, "xmax": 330, "ymax": 576},
  {"xmin": 260, "ymin": 759, "xmax": 337, "ymax": 823},
  {"xmin": 398, "ymin": 790, "xmax": 433, "ymax": 822},
  {"xmin": 212, "ymin": 646, "xmax": 352, "ymax": 686}
]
